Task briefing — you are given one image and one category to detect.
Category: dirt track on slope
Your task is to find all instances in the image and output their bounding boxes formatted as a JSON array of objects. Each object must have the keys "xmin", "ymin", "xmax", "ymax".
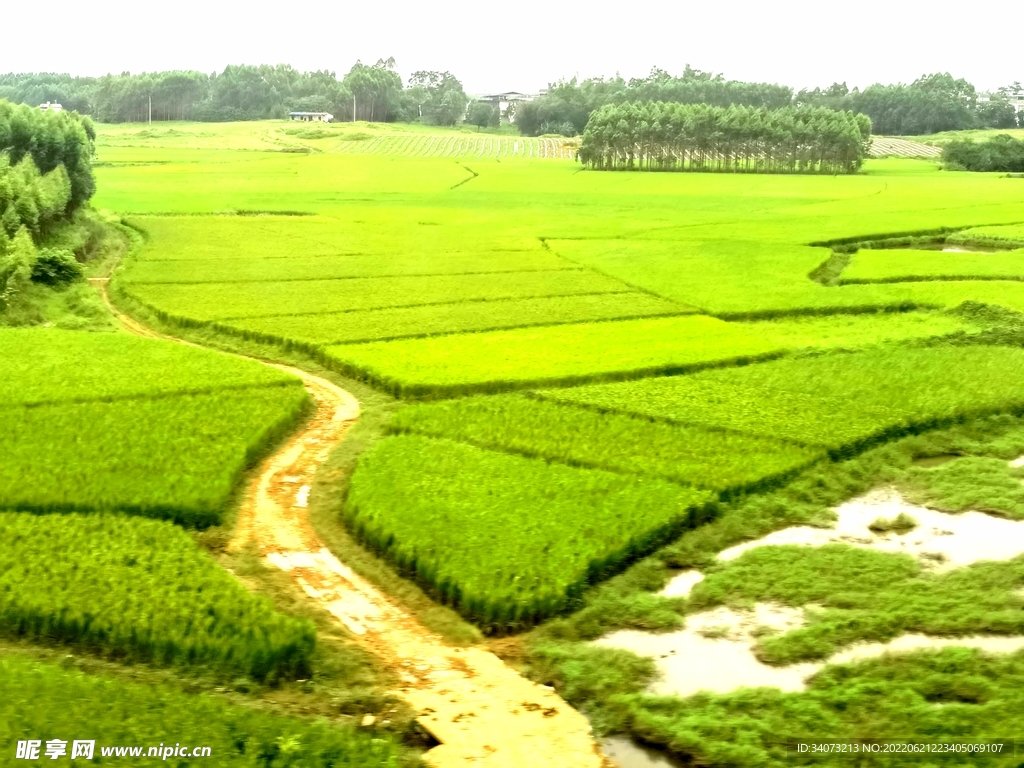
[{"xmin": 95, "ymin": 279, "xmax": 607, "ymax": 768}]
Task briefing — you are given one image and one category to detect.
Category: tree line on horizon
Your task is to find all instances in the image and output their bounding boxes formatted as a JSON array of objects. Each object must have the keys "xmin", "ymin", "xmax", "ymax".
[
  {"xmin": 1, "ymin": 64, "xmax": 1020, "ymax": 138},
  {"xmin": 577, "ymin": 102, "xmax": 871, "ymax": 174},
  {"xmin": 0, "ymin": 60, "xmax": 472, "ymax": 127},
  {"xmin": 517, "ymin": 70, "xmax": 1023, "ymax": 138}
]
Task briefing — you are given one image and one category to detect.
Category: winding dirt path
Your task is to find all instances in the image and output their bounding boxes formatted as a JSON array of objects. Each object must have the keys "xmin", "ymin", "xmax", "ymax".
[{"xmin": 94, "ymin": 279, "xmax": 607, "ymax": 768}]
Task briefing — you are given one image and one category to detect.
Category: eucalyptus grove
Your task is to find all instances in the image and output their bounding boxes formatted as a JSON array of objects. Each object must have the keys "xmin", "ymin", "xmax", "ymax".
[{"xmin": 578, "ymin": 103, "xmax": 871, "ymax": 175}]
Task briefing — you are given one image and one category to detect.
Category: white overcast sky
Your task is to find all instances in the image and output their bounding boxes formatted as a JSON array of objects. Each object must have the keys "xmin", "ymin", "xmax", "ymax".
[{"xmin": 3, "ymin": 0, "xmax": 1020, "ymax": 94}]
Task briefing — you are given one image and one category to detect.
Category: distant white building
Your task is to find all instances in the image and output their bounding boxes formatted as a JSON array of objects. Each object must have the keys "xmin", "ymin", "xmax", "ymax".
[
  {"xmin": 478, "ymin": 91, "xmax": 538, "ymax": 123},
  {"xmin": 289, "ymin": 111, "xmax": 333, "ymax": 123},
  {"xmin": 978, "ymin": 89, "xmax": 1024, "ymax": 115},
  {"xmin": 38, "ymin": 102, "xmax": 63, "ymax": 113}
]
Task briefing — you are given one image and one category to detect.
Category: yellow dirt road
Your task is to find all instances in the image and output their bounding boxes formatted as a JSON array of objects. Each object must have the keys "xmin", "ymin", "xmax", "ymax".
[{"xmin": 97, "ymin": 280, "xmax": 607, "ymax": 768}]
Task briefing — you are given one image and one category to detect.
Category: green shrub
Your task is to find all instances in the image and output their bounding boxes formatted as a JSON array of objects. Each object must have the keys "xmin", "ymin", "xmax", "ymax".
[
  {"xmin": 900, "ymin": 456, "xmax": 1024, "ymax": 519},
  {"xmin": 30, "ymin": 248, "xmax": 82, "ymax": 285}
]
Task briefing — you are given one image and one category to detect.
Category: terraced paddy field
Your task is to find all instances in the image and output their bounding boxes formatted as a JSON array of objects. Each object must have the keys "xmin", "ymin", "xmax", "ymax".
[{"xmin": 21, "ymin": 120, "xmax": 1024, "ymax": 766}]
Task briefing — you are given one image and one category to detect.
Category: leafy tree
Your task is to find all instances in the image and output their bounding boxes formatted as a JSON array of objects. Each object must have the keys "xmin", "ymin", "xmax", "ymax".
[
  {"xmin": 799, "ymin": 73, "xmax": 1003, "ymax": 135},
  {"xmin": 517, "ymin": 69, "xmax": 794, "ymax": 137},
  {"xmin": 0, "ymin": 101, "xmax": 91, "ymax": 212},
  {"xmin": 0, "ymin": 226, "xmax": 35, "ymax": 310},
  {"xmin": 466, "ymin": 101, "xmax": 499, "ymax": 130},
  {"xmin": 405, "ymin": 71, "xmax": 469, "ymax": 126},
  {"xmin": 30, "ymin": 248, "xmax": 82, "ymax": 285},
  {"xmin": 342, "ymin": 58, "xmax": 402, "ymax": 122}
]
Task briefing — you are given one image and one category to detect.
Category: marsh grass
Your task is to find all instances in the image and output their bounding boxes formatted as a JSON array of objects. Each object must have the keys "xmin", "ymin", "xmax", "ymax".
[{"xmin": 523, "ymin": 414, "xmax": 1024, "ymax": 764}]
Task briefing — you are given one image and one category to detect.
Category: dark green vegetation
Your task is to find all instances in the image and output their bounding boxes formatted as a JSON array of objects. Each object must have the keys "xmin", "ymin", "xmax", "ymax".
[
  {"xmin": 518, "ymin": 70, "xmax": 1023, "ymax": 137},
  {"xmin": 0, "ymin": 61, "xmax": 468, "ymax": 125},
  {"xmin": 345, "ymin": 434, "xmax": 714, "ymax": 630},
  {"xmin": 578, "ymin": 104, "xmax": 871, "ymax": 174},
  {"xmin": 900, "ymin": 456, "xmax": 1024, "ymax": 518},
  {"xmin": 0, "ymin": 98, "xmax": 95, "ymax": 211},
  {"xmin": 0, "ymin": 513, "xmax": 315, "ymax": 680},
  {"xmin": 797, "ymin": 74, "xmax": 1023, "ymax": 135},
  {"xmin": 524, "ymin": 414, "xmax": 1024, "ymax": 766},
  {"xmin": 943, "ymin": 133, "xmax": 1024, "ymax": 172},
  {"xmin": 0, "ymin": 98, "xmax": 120, "ymax": 327},
  {"xmin": 1, "ymin": 655, "xmax": 408, "ymax": 767},
  {"xmin": 7, "ymin": 66, "xmax": 1021, "ymax": 139}
]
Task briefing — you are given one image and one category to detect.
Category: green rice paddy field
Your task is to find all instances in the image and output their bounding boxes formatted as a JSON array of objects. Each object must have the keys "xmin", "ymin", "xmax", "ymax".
[
  {"xmin": 11, "ymin": 119, "xmax": 1024, "ymax": 765},
  {"xmin": 94, "ymin": 123, "xmax": 1024, "ymax": 627}
]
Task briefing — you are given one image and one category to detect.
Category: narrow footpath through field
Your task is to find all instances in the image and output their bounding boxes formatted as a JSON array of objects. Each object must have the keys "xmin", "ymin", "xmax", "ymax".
[{"xmin": 94, "ymin": 278, "xmax": 607, "ymax": 768}]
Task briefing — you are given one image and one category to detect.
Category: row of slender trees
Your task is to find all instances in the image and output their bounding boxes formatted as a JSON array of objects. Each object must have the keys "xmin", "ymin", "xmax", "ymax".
[
  {"xmin": 0, "ymin": 61, "xmax": 470, "ymax": 126},
  {"xmin": 578, "ymin": 103, "xmax": 872, "ymax": 175}
]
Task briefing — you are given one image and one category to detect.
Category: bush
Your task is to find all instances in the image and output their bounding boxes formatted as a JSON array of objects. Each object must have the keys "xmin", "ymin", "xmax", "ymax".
[
  {"xmin": 30, "ymin": 248, "xmax": 81, "ymax": 285},
  {"xmin": 942, "ymin": 134, "xmax": 1024, "ymax": 172}
]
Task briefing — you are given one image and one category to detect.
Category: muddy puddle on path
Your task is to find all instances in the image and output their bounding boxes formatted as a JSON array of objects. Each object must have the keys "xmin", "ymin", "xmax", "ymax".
[{"xmin": 597, "ymin": 488, "xmax": 1024, "ymax": 701}]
